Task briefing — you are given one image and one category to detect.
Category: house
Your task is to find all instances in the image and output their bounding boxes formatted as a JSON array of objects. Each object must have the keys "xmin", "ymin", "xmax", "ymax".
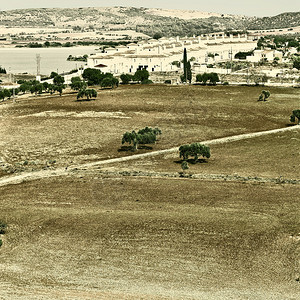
[
  {"xmin": 246, "ymin": 49, "xmax": 283, "ymax": 63},
  {"xmin": 87, "ymin": 33, "xmax": 257, "ymax": 75}
]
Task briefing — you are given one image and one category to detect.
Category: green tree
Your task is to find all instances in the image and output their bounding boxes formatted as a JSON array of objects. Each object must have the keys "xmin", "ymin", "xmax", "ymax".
[
  {"xmin": 50, "ymin": 71, "xmax": 58, "ymax": 78},
  {"xmin": 290, "ymin": 110, "xmax": 300, "ymax": 124},
  {"xmin": 101, "ymin": 77, "xmax": 119, "ymax": 88},
  {"xmin": 181, "ymin": 160, "xmax": 189, "ymax": 174},
  {"xmin": 3, "ymin": 89, "xmax": 12, "ymax": 99},
  {"xmin": 209, "ymin": 73, "xmax": 219, "ymax": 85},
  {"xmin": 122, "ymin": 127, "xmax": 161, "ymax": 151},
  {"xmin": 54, "ymin": 85, "xmax": 63, "ymax": 96},
  {"xmin": 179, "ymin": 143, "xmax": 211, "ymax": 163},
  {"xmin": 258, "ymin": 90, "xmax": 271, "ymax": 101},
  {"xmin": 187, "ymin": 61, "xmax": 192, "ymax": 83},
  {"xmin": 120, "ymin": 74, "xmax": 133, "ymax": 84},
  {"xmin": 183, "ymin": 48, "xmax": 188, "ymax": 83},
  {"xmin": 48, "ymin": 84, "xmax": 55, "ymax": 94},
  {"xmin": 19, "ymin": 82, "xmax": 31, "ymax": 94},
  {"xmin": 76, "ymin": 88, "xmax": 97, "ymax": 100},
  {"xmin": 292, "ymin": 56, "xmax": 300, "ymax": 70},
  {"xmin": 0, "ymin": 90, "xmax": 5, "ymax": 101},
  {"xmin": 53, "ymin": 75, "xmax": 65, "ymax": 86},
  {"xmin": 42, "ymin": 82, "xmax": 49, "ymax": 92},
  {"xmin": 30, "ymin": 84, "xmax": 43, "ymax": 96},
  {"xmin": 153, "ymin": 33, "xmax": 162, "ymax": 40},
  {"xmin": 70, "ymin": 76, "xmax": 87, "ymax": 91},
  {"xmin": 134, "ymin": 69, "xmax": 149, "ymax": 83},
  {"xmin": 82, "ymin": 68, "xmax": 103, "ymax": 85}
]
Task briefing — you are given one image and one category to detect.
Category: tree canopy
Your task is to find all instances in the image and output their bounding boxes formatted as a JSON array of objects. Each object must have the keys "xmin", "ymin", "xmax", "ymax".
[
  {"xmin": 122, "ymin": 127, "xmax": 162, "ymax": 151},
  {"xmin": 196, "ymin": 73, "xmax": 219, "ymax": 85},
  {"xmin": 290, "ymin": 110, "xmax": 300, "ymax": 124},
  {"xmin": 82, "ymin": 68, "xmax": 119, "ymax": 87},
  {"xmin": 258, "ymin": 90, "xmax": 271, "ymax": 101},
  {"xmin": 133, "ymin": 69, "xmax": 150, "ymax": 83},
  {"xmin": 70, "ymin": 76, "xmax": 87, "ymax": 91},
  {"xmin": 76, "ymin": 88, "xmax": 97, "ymax": 101},
  {"xmin": 179, "ymin": 143, "xmax": 211, "ymax": 162}
]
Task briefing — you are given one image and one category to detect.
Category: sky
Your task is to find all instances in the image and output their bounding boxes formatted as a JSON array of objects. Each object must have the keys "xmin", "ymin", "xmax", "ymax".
[{"xmin": 0, "ymin": 0, "xmax": 299, "ymax": 17}]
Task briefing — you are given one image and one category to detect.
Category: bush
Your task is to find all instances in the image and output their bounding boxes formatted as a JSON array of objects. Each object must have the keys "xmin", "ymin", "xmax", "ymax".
[
  {"xmin": 290, "ymin": 110, "xmax": 300, "ymax": 124},
  {"xmin": 181, "ymin": 161, "xmax": 189, "ymax": 172},
  {"xmin": 0, "ymin": 221, "xmax": 7, "ymax": 234},
  {"xmin": 141, "ymin": 79, "xmax": 153, "ymax": 85},
  {"xmin": 258, "ymin": 90, "xmax": 270, "ymax": 101},
  {"xmin": 0, "ymin": 67, "xmax": 6, "ymax": 74},
  {"xmin": 0, "ymin": 239, "xmax": 2, "ymax": 247},
  {"xmin": 164, "ymin": 80, "xmax": 171, "ymax": 84}
]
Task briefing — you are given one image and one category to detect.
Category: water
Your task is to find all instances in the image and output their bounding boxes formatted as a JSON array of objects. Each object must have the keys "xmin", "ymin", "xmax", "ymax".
[{"xmin": 0, "ymin": 46, "xmax": 98, "ymax": 76}]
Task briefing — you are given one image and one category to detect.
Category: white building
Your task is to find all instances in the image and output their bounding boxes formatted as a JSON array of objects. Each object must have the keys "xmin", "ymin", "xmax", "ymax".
[
  {"xmin": 87, "ymin": 33, "xmax": 257, "ymax": 75},
  {"xmin": 246, "ymin": 49, "xmax": 283, "ymax": 63}
]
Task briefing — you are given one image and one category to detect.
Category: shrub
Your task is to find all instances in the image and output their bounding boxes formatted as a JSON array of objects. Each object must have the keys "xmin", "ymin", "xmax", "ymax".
[
  {"xmin": 0, "ymin": 221, "xmax": 7, "ymax": 234},
  {"xmin": 141, "ymin": 79, "xmax": 153, "ymax": 85},
  {"xmin": 258, "ymin": 90, "xmax": 271, "ymax": 101},
  {"xmin": 181, "ymin": 161, "xmax": 189, "ymax": 172},
  {"xmin": 290, "ymin": 110, "xmax": 300, "ymax": 124}
]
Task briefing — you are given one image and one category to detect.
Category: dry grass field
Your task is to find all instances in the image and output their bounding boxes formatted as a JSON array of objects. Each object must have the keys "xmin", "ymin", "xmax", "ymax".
[{"xmin": 0, "ymin": 84, "xmax": 299, "ymax": 299}]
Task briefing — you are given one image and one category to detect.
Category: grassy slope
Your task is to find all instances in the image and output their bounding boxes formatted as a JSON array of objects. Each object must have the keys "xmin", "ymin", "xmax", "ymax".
[
  {"xmin": 0, "ymin": 85, "xmax": 299, "ymax": 171},
  {"xmin": 0, "ymin": 85, "xmax": 299, "ymax": 299}
]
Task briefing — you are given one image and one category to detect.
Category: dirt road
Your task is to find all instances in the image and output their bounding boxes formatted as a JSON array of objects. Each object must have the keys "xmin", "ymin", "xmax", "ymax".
[{"xmin": 0, "ymin": 125, "xmax": 299, "ymax": 187}]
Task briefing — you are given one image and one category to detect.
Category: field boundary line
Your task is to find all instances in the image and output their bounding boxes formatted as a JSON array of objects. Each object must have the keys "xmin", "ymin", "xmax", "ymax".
[{"xmin": 0, "ymin": 125, "xmax": 299, "ymax": 187}]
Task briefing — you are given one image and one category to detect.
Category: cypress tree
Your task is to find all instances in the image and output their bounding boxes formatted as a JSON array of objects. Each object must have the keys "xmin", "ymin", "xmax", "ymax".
[
  {"xmin": 183, "ymin": 48, "xmax": 187, "ymax": 82},
  {"xmin": 187, "ymin": 61, "xmax": 192, "ymax": 83}
]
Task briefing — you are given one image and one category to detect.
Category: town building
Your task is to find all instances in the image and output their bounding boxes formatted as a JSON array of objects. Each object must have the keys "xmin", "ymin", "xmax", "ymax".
[
  {"xmin": 87, "ymin": 33, "xmax": 257, "ymax": 75},
  {"xmin": 246, "ymin": 49, "xmax": 283, "ymax": 63}
]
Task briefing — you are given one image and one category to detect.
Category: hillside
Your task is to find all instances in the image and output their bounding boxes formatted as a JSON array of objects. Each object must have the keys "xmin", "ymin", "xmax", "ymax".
[
  {"xmin": 248, "ymin": 12, "xmax": 300, "ymax": 30},
  {"xmin": 0, "ymin": 7, "xmax": 299, "ymax": 37},
  {"xmin": 0, "ymin": 7, "xmax": 250, "ymax": 36}
]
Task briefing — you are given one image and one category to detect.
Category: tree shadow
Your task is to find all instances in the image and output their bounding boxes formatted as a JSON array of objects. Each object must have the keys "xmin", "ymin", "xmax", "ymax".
[
  {"xmin": 118, "ymin": 145, "xmax": 153, "ymax": 152},
  {"xmin": 75, "ymin": 98, "xmax": 96, "ymax": 102},
  {"xmin": 174, "ymin": 158, "xmax": 208, "ymax": 164},
  {"xmin": 285, "ymin": 123, "xmax": 297, "ymax": 127},
  {"xmin": 118, "ymin": 146, "xmax": 133, "ymax": 152},
  {"xmin": 138, "ymin": 145, "xmax": 153, "ymax": 150}
]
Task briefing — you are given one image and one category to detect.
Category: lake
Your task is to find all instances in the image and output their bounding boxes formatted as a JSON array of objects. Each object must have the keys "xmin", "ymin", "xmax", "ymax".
[{"xmin": 0, "ymin": 46, "xmax": 99, "ymax": 76}]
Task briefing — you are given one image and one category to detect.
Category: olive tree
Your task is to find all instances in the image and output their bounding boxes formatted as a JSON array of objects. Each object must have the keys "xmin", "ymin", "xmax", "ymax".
[
  {"xmin": 70, "ymin": 76, "xmax": 87, "ymax": 91},
  {"xmin": 122, "ymin": 127, "xmax": 162, "ymax": 151},
  {"xmin": 179, "ymin": 143, "xmax": 210, "ymax": 162},
  {"xmin": 290, "ymin": 110, "xmax": 300, "ymax": 124},
  {"xmin": 77, "ymin": 88, "xmax": 97, "ymax": 100}
]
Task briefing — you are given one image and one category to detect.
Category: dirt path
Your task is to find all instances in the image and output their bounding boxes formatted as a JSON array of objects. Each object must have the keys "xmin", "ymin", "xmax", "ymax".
[{"xmin": 0, "ymin": 125, "xmax": 299, "ymax": 187}]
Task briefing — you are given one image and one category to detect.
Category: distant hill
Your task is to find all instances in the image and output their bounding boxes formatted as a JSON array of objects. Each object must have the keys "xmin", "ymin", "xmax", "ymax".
[
  {"xmin": 0, "ymin": 7, "xmax": 299, "ymax": 37},
  {"xmin": 248, "ymin": 12, "xmax": 300, "ymax": 30}
]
